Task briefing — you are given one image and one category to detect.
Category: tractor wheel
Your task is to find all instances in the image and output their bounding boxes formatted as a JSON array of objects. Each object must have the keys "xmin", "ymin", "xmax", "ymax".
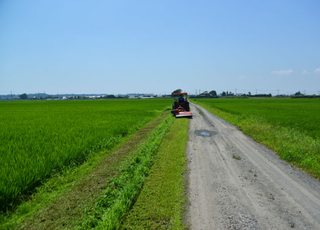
[
  {"xmin": 172, "ymin": 101, "xmax": 178, "ymax": 110},
  {"xmin": 185, "ymin": 101, "xmax": 190, "ymax": 111}
]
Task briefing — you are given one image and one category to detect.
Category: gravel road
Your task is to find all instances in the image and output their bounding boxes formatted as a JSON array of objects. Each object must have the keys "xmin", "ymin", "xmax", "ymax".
[{"xmin": 186, "ymin": 103, "xmax": 320, "ymax": 230}]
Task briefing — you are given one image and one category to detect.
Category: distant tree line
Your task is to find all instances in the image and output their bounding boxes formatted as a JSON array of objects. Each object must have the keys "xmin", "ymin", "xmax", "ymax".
[
  {"xmin": 19, "ymin": 93, "xmax": 28, "ymax": 99},
  {"xmin": 246, "ymin": 93, "xmax": 272, "ymax": 97}
]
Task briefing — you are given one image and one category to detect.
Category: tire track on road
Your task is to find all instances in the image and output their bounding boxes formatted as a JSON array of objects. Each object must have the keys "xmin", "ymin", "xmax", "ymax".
[{"xmin": 186, "ymin": 103, "xmax": 320, "ymax": 230}]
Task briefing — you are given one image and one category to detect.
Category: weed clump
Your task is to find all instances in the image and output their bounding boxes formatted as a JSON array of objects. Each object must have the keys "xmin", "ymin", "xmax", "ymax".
[{"xmin": 233, "ymin": 154, "xmax": 241, "ymax": 160}]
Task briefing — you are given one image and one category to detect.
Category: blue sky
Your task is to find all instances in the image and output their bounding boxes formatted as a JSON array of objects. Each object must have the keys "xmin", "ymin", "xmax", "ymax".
[{"xmin": 1, "ymin": 0, "xmax": 319, "ymax": 95}]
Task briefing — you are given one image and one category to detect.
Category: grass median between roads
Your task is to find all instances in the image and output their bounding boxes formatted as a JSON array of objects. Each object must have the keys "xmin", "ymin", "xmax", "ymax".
[
  {"xmin": 121, "ymin": 118, "xmax": 189, "ymax": 229},
  {"xmin": 192, "ymin": 100, "xmax": 320, "ymax": 179}
]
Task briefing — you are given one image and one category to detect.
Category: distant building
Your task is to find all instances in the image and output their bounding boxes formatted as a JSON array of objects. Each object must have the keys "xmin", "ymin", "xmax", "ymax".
[
  {"xmin": 199, "ymin": 91, "xmax": 210, "ymax": 97},
  {"xmin": 139, "ymin": 95, "xmax": 154, "ymax": 99},
  {"xmin": 129, "ymin": 96, "xmax": 139, "ymax": 99}
]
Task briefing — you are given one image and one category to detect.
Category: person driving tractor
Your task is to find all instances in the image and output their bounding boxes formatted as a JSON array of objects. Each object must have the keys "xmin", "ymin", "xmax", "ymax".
[
  {"xmin": 171, "ymin": 92, "xmax": 192, "ymax": 118},
  {"xmin": 178, "ymin": 94, "xmax": 184, "ymax": 102}
]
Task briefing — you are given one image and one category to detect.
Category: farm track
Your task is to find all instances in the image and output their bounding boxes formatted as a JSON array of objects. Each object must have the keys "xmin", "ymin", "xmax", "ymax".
[
  {"xmin": 186, "ymin": 103, "xmax": 320, "ymax": 229},
  {"xmin": 16, "ymin": 113, "xmax": 168, "ymax": 230}
]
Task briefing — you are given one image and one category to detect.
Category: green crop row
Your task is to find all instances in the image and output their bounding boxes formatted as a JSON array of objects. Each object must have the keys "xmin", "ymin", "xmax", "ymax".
[{"xmin": 0, "ymin": 99, "xmax": 170, "ymax": 212}]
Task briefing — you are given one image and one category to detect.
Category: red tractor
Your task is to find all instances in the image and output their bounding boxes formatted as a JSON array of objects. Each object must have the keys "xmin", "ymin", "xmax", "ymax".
[{"xmin": 171, "ymin": 92, "xmax": 193, "ymax": 118}]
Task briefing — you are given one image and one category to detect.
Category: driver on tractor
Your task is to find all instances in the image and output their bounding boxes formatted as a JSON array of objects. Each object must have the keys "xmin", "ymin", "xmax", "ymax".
[{"xmin": 178, "ymin": 94, "xmax": 184, "ymax": 103}]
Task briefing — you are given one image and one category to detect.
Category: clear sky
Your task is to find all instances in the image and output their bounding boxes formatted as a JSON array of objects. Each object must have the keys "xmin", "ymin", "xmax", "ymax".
[{"xmin": 1, "ymin": 0, "xmax": 319, "ymax": 95}]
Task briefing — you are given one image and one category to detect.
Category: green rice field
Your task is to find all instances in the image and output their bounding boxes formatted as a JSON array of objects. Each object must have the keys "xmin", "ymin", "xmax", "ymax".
[
  {"xmin": 0, "ymin": 99, "xmax": 170, "ymax": 212},
  {"xmin": 194, "ymin": 98, "xmax": 320, "ymax": 139},
  {"xmin": 193, "ymin": 98, "xmax": 320, "ymax": 178}
]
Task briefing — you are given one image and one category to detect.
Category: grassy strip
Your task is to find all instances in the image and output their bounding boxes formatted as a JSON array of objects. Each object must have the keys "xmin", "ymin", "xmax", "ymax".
[
  {"xmin": 193, "ymin": 100, "xmax": 320, "ymax": 178},
  {"xmin": 121, "ymin": 118, "xmax": 189, "ymax": 229},
  {"xmin": 78, "ymin": 115, "xmax": 175, "ymax": 229},
  {"xmin": 0, "ymin": 113, "xmax": 169, "ymax": 230}
]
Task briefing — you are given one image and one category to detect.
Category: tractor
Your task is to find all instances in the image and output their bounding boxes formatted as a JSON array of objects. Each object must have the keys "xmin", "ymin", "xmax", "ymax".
[{"xmin": 171, "ymin": 92, "xmax": 193, "ymax": 118}]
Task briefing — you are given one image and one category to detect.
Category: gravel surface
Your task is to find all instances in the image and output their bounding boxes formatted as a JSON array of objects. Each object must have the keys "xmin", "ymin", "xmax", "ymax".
[{"xmin": 186, "ymin": 103, "xmax": 320, "ymax": 230}]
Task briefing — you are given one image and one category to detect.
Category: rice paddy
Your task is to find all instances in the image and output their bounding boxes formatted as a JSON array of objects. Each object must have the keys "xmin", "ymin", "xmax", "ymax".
[
  {"xmin": 0, "ymin": 99, "xmax": 170, "ymax": 212},
  {"xmin": 194, "ymin": 98, "xmax": 320, "ymax": 139},
  {"xmin": 193, "ymin": 98, "xmax": 320, "ymax": 178}
]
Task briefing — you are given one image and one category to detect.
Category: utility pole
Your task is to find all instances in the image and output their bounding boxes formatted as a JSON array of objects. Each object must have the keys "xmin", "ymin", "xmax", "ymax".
[
  {"xmin": 235, "ymin": 88, "xmax": 237, "ymax": 95},
  {"xmin": 11, "ymin": 91, "xmax": 13, "ymax": 101},
  {"xmin": 304, "ymin": 90, "xmax": 306, "ymax": 95}
]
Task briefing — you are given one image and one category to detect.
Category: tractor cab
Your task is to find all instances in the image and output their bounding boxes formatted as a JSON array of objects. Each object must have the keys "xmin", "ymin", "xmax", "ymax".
[{"xmin": 171, "ymin": 93, "xmax": 192, "ymax": 118}]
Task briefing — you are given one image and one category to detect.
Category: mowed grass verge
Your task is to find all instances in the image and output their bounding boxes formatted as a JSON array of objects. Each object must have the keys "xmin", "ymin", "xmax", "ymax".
[
  {"xmin": 121, "ymin": 118, "xmax": 189, "ymax": 229},
  {"xmin": 77, "ymin": 115, "xmax": 175, "ymax": 229},
  {"xmin": 192, "ymin": 99, "xmax": 320, "ymax": 179},
  {"xmin": 1, "ymin": 113, "xmax": 171, "ymax": 230}
]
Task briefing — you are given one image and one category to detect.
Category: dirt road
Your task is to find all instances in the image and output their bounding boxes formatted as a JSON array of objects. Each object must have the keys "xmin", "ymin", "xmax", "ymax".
[{"xmin": 186, "ymin": 103, "xmax": 320, "ymax": 230}]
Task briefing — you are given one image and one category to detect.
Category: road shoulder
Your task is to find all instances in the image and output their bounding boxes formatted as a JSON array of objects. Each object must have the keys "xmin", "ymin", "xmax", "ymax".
[
  {"xmin": 186, "ymin": 103, "xmax": 320, "ymax": 229},
  {"xmin": 122, "ymin": 117, "xmax": 189, "ymax": 229}
]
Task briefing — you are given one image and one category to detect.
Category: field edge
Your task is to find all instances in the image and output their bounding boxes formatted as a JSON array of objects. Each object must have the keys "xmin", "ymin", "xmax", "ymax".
[
  {"xmin": 121, "ymin": 117, "xmax": 189, "ymax": 229},
  {"xmin": 191, "ymin": 100, "xmax": 320, "ymax": 179},
  {"xmin": 0, "ymin": 112, "xmax": 171, "ymax": 230}
]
